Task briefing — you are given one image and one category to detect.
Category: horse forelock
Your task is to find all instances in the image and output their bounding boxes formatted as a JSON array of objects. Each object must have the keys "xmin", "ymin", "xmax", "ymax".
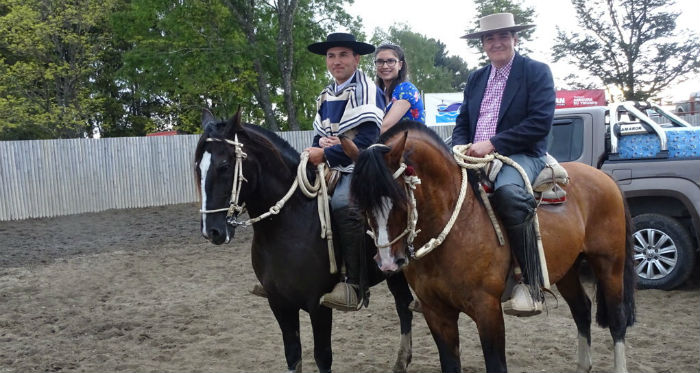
[{"xmin": 351, "ymin": 145, "xmax": 407, "ymax": 216}]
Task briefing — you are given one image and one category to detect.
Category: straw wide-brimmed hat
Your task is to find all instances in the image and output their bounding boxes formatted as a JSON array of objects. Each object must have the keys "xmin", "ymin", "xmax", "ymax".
[
  {"xmin": 461, "ymin": 13, "xmax": 535, "ymax": 39},
  {"xmin": 308, "ymin": 32, "xmax": 375, "ymax": 55}
]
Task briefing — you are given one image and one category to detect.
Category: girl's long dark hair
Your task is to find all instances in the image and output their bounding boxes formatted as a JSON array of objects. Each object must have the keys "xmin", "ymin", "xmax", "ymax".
[{"xmin": 374, "ymin": 43, "xmax": 409, "ymax": 101}]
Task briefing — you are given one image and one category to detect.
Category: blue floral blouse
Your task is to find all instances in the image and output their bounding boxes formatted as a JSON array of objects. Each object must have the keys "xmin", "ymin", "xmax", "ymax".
[{"xmin": 387, "ymin": 81, "xmax": 425, "ymax": 123}]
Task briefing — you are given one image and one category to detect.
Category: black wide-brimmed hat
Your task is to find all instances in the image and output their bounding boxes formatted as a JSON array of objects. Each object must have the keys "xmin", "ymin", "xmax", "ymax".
[{"xmin": 307, "ymin": 32, "xmax": 375, "ymax": 55}]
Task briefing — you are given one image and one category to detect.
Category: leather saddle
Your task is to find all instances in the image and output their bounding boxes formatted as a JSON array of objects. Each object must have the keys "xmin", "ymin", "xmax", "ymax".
[{"xmin": 482, "ymin": 154, "xmax": 569, "ymax": 205}]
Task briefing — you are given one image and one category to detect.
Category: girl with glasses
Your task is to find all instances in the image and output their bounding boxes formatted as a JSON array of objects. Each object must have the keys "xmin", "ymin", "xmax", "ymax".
[{"xmin": 374, "ymin": 43, "xmax": 425, "ymax": 133}]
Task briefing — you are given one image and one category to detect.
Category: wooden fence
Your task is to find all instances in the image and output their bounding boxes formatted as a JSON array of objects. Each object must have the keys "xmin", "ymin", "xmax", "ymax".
[
  {"xmin": 3, "ymin": 115, "xmax": 697, "ymax": 221},
  {"xmin": 0, "ymin": 126, "xmax": 455, "ymax": 221}
]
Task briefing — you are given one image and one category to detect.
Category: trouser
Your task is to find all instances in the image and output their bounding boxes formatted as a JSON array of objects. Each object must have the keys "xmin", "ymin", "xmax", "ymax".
[
  {"xmin": 330, "ymin": 173, "xmax": 364, "ymax": 285},
  {"xmin": 491, "ymin": 153, "xmax": 547, "ymax": 299}
]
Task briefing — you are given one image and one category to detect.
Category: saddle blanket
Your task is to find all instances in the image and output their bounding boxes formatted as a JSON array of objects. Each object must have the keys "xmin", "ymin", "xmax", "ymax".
[{"xmin": 617, "ymin": 126, "xmax": 700, "ymax": 159}]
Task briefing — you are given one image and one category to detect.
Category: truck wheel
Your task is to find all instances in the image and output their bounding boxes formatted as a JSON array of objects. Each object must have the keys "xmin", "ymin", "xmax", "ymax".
[{"xmin": 632, "ymin": 214, "xmax": 696, "ymax": 290}]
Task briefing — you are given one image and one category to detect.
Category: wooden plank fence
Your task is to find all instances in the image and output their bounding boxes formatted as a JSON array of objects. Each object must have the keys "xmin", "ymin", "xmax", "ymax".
[
  {"xmin": 0, "ymin": 125, "xmax": 454, "ymax": 221},
  {"xmin": 2, "ymin": 116, "xmax": 696, "ymax": 221}
]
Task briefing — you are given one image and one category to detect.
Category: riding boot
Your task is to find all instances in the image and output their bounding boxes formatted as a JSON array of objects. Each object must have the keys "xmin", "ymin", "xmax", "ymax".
[
  {"xmin": 492, "ymin": 184, "xmax": 544, "ymax": 317},
  {"xmin": 320, "ymin": 206, "xmax": 364, "ymax": 311}
]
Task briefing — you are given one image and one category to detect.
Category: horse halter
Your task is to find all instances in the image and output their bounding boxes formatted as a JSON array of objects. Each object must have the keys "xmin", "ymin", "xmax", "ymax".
[
  {"xmin": 197, "ymin": 133, "xmax": 339, "ymax": 273},
  {"xmin": 366, "ymin": 162, "xmax": 422, "ymax": 257},
  {"xmin": 199, "ymin": 135, "xmax": 249, "ymax": 225}
]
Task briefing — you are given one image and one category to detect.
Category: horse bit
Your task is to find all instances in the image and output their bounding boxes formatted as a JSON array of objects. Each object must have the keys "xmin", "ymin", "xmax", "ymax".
[{"xmin": 198, "ymin": 135, "xmax": 250, "ymax": 226}]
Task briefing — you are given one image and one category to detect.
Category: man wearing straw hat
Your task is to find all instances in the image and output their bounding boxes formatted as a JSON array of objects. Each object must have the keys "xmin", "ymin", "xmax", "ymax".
[
  {"xmin": 305, "ymin": 32, "xmax": 386, "ymax": 311},
  {"xmin": 452, "ymin": 13, "xmax": 556, "ymax": 316}
]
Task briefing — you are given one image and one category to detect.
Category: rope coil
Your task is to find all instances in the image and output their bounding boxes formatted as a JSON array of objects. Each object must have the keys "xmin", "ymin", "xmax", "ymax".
[{"xmin": 200, "ymin": 137, "xmax": 337, "ymax": 274}]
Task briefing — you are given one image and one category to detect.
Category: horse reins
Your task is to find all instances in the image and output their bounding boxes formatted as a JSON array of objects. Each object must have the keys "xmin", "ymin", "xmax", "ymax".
[
  {"xmin": 199, "ymin": 135, "xmax": 338, "ymax": 274},
  {"xmin": 365, "ymin": 145, "xmax": 472, "ymax": 260}
]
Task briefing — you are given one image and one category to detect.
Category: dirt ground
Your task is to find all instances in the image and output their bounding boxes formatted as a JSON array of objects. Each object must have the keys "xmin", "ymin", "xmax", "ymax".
[{"xmin": 0, "ymin": 203, "xmax": 698, "ymax": 373}]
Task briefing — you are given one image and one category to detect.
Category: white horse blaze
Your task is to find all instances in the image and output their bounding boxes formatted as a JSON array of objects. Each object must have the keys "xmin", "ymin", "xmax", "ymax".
[
  {"xmin": 373, "ymin": 197, "xmax": 396, "ymax": 271},
  {"xmin": 199, "ymin": 151, "xmax": 212, "ymax": 237}
]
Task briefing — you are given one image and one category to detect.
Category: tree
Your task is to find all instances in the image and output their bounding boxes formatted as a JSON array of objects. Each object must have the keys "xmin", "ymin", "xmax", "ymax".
[
  {"xmin": 0, "ymin": 0, "xmax": 121, "ymax": 140},
  {"xmin": 552, "ymin": 0, "xmax": 700, "ymax": 101},
  {"xmin": 465, "ymin": 0, "xmax": 536, "ymax": 64},
  {"xmin": 113, "ymin": 0, "xmax": 265, "ymax": 134}
]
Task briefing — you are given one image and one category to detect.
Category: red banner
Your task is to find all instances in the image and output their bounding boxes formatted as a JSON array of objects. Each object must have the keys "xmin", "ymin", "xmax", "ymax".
[{"xmin": 555, "ymin": 89, "xmax": 606, "ymax": 108}]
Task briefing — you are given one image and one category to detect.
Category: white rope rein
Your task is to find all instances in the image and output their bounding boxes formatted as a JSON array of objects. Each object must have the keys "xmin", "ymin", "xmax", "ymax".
[
  {"xmin": 199, "ymin": 136, "xmax": 337, "ymax": 274},
  {"xmin": 452, "ymin": 144, "xmax": 550, "ymax": 288}
]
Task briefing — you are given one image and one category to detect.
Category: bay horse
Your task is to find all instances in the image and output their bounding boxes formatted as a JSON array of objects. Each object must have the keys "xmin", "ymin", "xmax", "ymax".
[
  {"xmin": 194, "ymin": 110, "xmax": 416, "ymax": 373},
  {"xmin": 344, "ymin": 121, "xmax": 636, "ymax": 373}
]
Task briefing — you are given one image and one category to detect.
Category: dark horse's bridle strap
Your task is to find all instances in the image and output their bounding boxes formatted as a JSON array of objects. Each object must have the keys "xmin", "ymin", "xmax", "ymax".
[{"xmin": 199, "ymin": 136, "xmax": 338, "ymax": 274}]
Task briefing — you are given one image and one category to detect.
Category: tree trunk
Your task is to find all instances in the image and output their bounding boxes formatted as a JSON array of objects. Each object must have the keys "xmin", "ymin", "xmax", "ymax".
[
  {"xmin": 227, "ymin": 0, "xmax": 279, "ymax": 131},
  {"xmin": 275, "ymin": 0, "xmax": 300, "ymax": 130}
]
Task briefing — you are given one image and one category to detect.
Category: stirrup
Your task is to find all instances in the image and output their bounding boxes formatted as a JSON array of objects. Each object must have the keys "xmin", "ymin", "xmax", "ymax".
[
  {"xmin": 250, "ymin": 283, "xmax": 267, "ymax": 298},
  {"xmin": 502, "ymin": 282, "xmax": 542, "ymax": 317},
  {"xmin": 319, "ymin": 282, "xmax": 361, "ymax": 311}
]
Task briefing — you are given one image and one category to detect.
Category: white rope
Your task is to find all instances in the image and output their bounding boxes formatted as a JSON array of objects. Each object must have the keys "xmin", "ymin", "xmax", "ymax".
[
  {"xmin": 413, "ymin": 165, "xmax": 469, "ymax": 258},
  {"xmin": 200, "ymin": 138, "xmax": 337, "ymax": 274},
  {"xmin": 452, "ymin": 144, "xmax": 550, "ymax": 289}
]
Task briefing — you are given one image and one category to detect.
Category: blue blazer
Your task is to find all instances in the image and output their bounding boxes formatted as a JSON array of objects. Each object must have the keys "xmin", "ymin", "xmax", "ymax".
[{"xmin": 452, "ymin": 53, "xmax": 555, "ymax": 157}]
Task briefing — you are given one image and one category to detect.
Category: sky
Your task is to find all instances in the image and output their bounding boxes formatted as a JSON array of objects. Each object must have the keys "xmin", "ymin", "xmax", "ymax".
[{"xmin": 347, "ymin": 0, "xmax": 700, "ymax": 102}]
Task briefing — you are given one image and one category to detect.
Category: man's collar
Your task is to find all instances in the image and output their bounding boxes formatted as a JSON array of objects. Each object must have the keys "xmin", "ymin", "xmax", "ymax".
[{"xmin": 334, "ymin": 71, "xmax": 357, "ymax": 93}]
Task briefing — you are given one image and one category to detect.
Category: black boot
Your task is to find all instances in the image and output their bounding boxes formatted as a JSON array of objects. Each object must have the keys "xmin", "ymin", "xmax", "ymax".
[
  {"xmin": 320, "ymin": 206, "xmax": 364, "ymax": 311},
  {"xmin": 492, "ymin": 185, "xmax": 544, "ymax": 316}
]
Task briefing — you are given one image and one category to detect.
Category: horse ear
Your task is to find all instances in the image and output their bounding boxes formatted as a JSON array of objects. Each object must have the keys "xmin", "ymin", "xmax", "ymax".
[
  {"xmin": 201, "ymin": 108, "xmax": 216, "ymax": 130},
  {"xmin": 224, "ymin": 107, "xmax": 244, "ymax": 137},
  {"xmin": 339, "ymin": 134, "xmax": 359, "ymax": 162},
  {"xmin": 385, "ymin": 131, "xmax": 408, "ymax": 169}
]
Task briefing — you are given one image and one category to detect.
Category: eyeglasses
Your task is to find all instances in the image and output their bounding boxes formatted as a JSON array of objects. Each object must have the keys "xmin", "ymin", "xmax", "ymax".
[{"xmin": 374, "ymin": 59, "xmax": 399, "ymax": 67}]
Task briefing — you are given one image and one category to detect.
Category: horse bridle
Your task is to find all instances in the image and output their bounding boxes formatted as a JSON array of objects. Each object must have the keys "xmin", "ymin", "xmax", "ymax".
[
  {"xmin": 199, "ymin": 135, "xmax": 249, "ymax": 225},
  {"xmin": 366, "ymin": 146, "xmax": 473, "ymax": 260},
  {"xmin": 198, "ymin": 134, "xmax": 339, "ymax": 274},
  {"xmin": 365, "ymin": 161, "xmax": 422, "ymax": 257}
]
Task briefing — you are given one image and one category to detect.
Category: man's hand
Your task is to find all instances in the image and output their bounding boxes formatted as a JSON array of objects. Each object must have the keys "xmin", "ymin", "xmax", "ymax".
[
  {"xmin": 319, "ymin": 136, "xmax": 340, "ymax": 148},
  {"xmin": 466, "ymin": 140, "xmax": 495, "ymax": 157},
  {"xmin": 305, "ymin": 147, "xmax": 326, "ymax": 166}
]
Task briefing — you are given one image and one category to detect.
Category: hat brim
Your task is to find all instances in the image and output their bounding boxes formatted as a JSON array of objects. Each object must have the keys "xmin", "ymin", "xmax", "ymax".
[
  {"xmin": 307, "ymin": 40, "xmax": 375, "ymax": 55},
  {"xmin": 461, "ymin": 24, "xmax": 535, "ymax": 39}
]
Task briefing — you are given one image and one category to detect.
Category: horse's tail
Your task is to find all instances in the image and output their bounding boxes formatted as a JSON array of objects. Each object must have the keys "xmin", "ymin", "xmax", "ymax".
[
  {"xmin": 596, "ymin": 196, "xmax": 637, "ymax": 327},
  {"xmin": 350, "ymin": 145, "xmax": 407, "ymax": 214}
]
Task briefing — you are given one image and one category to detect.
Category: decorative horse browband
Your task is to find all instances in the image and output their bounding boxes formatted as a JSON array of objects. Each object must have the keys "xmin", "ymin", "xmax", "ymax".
[{"xmin": 199, "ymin": 135, "xmax": 339, "ymax": 274}]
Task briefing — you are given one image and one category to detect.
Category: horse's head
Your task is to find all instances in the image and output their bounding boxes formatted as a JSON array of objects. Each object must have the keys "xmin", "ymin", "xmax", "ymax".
[
  {"xmin": 194, "ymin": 109, "xmax": 246, "ymax": 244},
  {"xmin": 195, "ymin": 109, "xmax": 298, "ymax": 245},
  {"xmin": 344, "ymin": 121, "xmax": 438, "ymax": 273},
  {"xmin": 345, "ymin": 121, "xmax": 456, "ymax": 274}
]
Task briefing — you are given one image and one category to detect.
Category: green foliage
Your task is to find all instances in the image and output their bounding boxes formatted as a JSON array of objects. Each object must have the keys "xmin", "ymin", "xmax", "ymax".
[
  {"xmin": 112, "ymin": 0, "xmax": 257, "ymax": 135},
  {"xmin": 553, "ymin": 0, "xmax": 700, "ymax": 101},
  {"xmin": 0, "ymin": 0, "xmax": 120, "ymax": 140},
  {"xmin": 0, "ymin": 0, "xmax": 416, "ymax": 139},
  {"xmin": 371, "ymin": 25, "xmax": 472, "ymax": 94},
  {"xmin": 465, "ymin": 0, "xmax": 536, "ymax": 65}
]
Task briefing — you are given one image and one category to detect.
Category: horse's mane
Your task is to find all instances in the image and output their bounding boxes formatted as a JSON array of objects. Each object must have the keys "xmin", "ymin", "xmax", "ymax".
[
  {"xmin": 243, "ymin": 123, "xmax": 300, "ymax": 171},
  {"xmin": 380, "ymin": 121, "xmax": 451, "ymax": 154},
  {"xmin": 195, "ymin": 119, "xmax": 300, "ymax": 174},
  {"xmin": 352, "ymin": 120, "xmax": 449, "ymax": 215}
]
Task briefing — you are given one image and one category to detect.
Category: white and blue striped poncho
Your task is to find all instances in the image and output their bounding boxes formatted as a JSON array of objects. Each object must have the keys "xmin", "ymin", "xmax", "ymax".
[{"xmin": 312, "ymin": 70, "xmax": 385, "ymax": 172}]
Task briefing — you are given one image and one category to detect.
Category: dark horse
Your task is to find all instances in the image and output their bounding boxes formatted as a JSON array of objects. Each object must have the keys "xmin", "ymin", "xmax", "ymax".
[
  {"xmin": 344, "ymin": 121, "xmax": 636, "ymax": 373},
  {"xmin": 194, "ymin": 110, "xmax": 416, "ymax": 373}
]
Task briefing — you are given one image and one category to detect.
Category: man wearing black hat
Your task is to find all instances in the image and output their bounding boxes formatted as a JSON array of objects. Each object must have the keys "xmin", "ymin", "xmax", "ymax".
[
  {"xmin": 452, "ymin": 13, "xmax": 556, "ymax": 316},
  {"xmin": 305, "ymin": 32, "xmax": 385, "ymax": 311}
]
